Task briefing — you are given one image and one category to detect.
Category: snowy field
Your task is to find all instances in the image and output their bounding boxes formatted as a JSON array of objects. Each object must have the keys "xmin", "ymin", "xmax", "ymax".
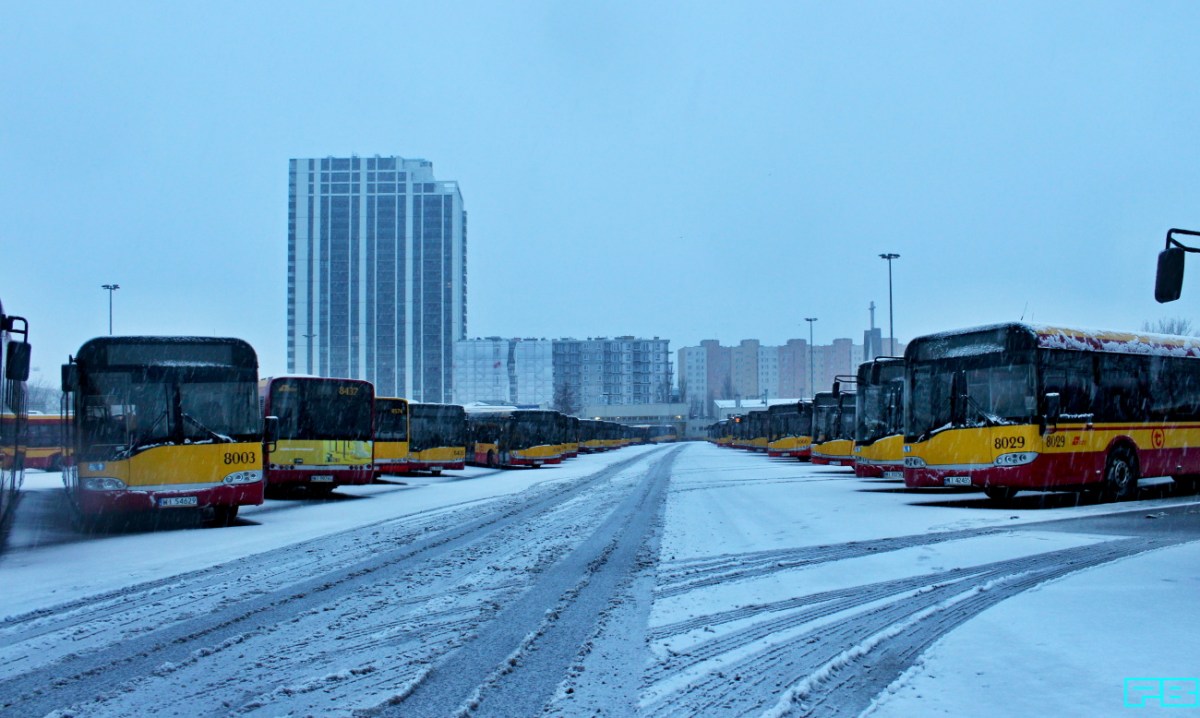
[{"xmin": 1, "ymin": 442, "xmax": 1198, "ymax": 716}]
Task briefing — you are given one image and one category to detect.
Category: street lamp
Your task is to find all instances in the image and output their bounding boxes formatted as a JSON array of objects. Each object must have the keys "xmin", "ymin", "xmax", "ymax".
[
  {"xmin": 879, "ymin": 253, "xmax": 900, "ymax": 355},
  {"xmin": 101, "ymin": 284, "xmax": 120, "ymax": 335},
  {"xmin": 804, "ymin": 317, "xmax": 818, "ymax": 399}
]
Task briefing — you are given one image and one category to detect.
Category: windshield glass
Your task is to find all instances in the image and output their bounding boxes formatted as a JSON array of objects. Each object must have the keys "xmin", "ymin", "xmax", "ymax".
[
  {"xmin": 513, "ymin": 413, "xmax": 554, "ymax": 448},
  {"xmin": 271, "ymin": 380, "xmax": 372, "ymax": 441},
  {"xmin": 906, "ymin": 356, "xmax": 1036, "ymax": 441},
  {"xmin": 79, "ymin": 369, "xmax": 258, "ymax": 460},
  {"xmin": 856, "ymin": 380, "xmax": 904, "ymax": 444},
  {"xmin": 374, "ymin": 401, "xmax": 409, "ymax": 442}
]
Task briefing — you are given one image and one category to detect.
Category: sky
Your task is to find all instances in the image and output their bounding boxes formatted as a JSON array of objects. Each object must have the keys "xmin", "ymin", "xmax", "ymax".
[{"xmin": 4, "ymin": 1, "xmax": 1200, "ymax": 384}]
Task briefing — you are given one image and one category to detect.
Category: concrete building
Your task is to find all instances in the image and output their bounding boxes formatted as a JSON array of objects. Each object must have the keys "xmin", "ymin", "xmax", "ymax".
[
  {"xmin": 287, "ymin": 155, "xmax": 466, "ymax": 402},
  {"xmin": 554, "ymin": 337, "xmax": 671, "ymax": 412},
  {"xmin": 453, "ymin": 338, "xmax": 555, "ymax": 407}
]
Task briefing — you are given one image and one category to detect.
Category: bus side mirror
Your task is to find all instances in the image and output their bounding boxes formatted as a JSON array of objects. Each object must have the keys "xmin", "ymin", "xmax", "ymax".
[
  {"xmin": 61, "ymin": 363, "xmax": 77, "ymax": 392},
  {"xmin": 6, "ymin": 341, "xmax": 30, "ymax": 382},
  {"xmin": 263, "ymin": 415, "xmax": 279, "ymax": 448},
  {"xmin": 1156, "ymin": 246, "xmax": 1185, "ymax": 303},
  {"xmin": 1044, "ymin": 392, "xmax": 1061, "ymax": 422},
  {"xmin": 832, "ymin": 380, "xmax": 841, "ymax": 397}
]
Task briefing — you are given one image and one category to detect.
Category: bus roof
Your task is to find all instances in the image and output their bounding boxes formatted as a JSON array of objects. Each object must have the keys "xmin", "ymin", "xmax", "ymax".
[
  {"xmin": 75, "ymin": 336, "xmax": 257, "ymax": 368},
  {"xmin": 906, "ymin": 322, "xmax": 1200, "ymax": 361}
]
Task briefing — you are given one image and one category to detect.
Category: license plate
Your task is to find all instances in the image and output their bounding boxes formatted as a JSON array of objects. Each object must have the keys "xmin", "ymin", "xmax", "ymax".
[
  {"xmin": 884, "ymin": 471, "xmax": 903, "ymax": 479},
  {"xmin": 944, "ymin": 476, "xmax": 972, "ymax": 487},
  {"xmin": 159, "ymin": 496, "xmax": 199, "ymax": 507},
  {"xmin": 311, "ymin": 475, "xmax": 334, "ymax": 483}
]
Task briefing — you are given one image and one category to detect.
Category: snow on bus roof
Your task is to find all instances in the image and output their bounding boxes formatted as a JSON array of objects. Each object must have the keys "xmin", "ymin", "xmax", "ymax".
[{"xmin": 912, "ymin": 322, "xmax": 1200, "ymax": 359}]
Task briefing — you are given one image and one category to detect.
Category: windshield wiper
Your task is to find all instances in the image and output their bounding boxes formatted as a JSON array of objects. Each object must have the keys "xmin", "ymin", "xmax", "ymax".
[{"xmin": 182, "ymin": 412, "xmax": 233, "ymax": 442}]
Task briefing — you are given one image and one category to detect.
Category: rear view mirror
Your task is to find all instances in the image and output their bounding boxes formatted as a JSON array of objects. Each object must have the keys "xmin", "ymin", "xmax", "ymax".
[
  {"xmin": 1156, "ymin": 246, "xmax": 1185, "ymax": 303},
  {"xmin": 263, "ymin": 415, "xmax": 279, "ymax": 446},
  {"xmin": 5, "ymin": 341, "xmax": 30, "ymax": 382},
  {"xmin": 1044, "ymin": 392, "xmax": 1061, "ymax": 422},
  {"xmin": 61, "ymin": 363, "xmax": 78, "ymax": 392}
]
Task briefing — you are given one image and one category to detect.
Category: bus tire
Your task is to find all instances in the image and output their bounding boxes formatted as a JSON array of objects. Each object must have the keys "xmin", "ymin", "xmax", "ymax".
[
  {"xmin": 984, "ymin": 486, "xmax": 1018, "ymax": 503},
  {"xmin": 1101, "ymin": 447, "xmax": 1139, "ymax": 502},
  {"xmin": 487, "ymin": 451, "xmax": 497, "ymax": 468},
  {"xmin": 208, "ymin": 505, "xmax": 239, "ymax": 527}
]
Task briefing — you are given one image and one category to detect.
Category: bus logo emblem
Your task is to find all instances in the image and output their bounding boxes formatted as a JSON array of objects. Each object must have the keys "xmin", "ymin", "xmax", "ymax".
[{"xmin": 1152, "ymin": 429, "xmax": 1165, "ymax": 449}]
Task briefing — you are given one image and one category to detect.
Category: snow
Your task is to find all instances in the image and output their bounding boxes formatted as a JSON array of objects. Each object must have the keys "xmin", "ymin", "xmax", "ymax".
[{"xmin": 3, "ymin": 443, "xmax": 1199, "ymax": 715}]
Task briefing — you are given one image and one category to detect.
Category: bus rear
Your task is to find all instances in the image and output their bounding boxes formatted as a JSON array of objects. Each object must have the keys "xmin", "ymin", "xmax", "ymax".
[
  {"xmin": 373, "ymin": 397, "xmax": 410, "ymax": 476},
  {"xmin": 408, "ymin": 402, "xmax": 466, "ymax": 473},
  {"xmin": 62, "ymin": 337, "xmax": 262, "ymax": 527},
  {"xmin": 262, "ymin": 376, "xmax": 374, "ymax": 491}
]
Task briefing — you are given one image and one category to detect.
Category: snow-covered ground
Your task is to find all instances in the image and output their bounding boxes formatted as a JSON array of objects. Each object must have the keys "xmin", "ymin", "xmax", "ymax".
[{"xmin": 1, "ymin": 442, "xmax": 1197, "ymax": 716}]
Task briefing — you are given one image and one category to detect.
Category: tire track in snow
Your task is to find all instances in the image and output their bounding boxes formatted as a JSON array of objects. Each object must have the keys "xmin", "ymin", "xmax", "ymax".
[
  {"xmin": 641, "ymin": 536, "xmax": 1181, "ymax": 717},
  {"xmin": 372, "ymin": 446, "xmax": 682, "ymax": 718},
  {"xmin": 0, "ymin": 448, "xmax": 664, "ymax": 717}
]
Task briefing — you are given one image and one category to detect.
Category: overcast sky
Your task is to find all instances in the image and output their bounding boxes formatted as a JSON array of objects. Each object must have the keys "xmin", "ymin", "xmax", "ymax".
[{"xmin": 4, "ymin": 2, "xmax": 1200, "ymax": 383}]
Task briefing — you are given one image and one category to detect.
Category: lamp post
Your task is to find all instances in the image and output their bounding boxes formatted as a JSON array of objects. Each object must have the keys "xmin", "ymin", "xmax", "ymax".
[
  {"xmin": 804, "ymin": 317, "xmax": 817, "ymax": 399},
  {"xmin": 879, "ymin": 253, "xmax": 900, "ymax": 354},
  {"xmin": 101, "ymin": 284, "xmax": 120, "ymax": 335}
]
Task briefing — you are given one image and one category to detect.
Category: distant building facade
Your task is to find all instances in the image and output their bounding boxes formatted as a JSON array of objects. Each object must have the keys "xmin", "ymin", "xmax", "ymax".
[
  {"xmin": 678, "ymin": 333, "xmax": 906, "ymax": 417},
  {"xmin": 453, "ymin": 336, "xmax": 671, "ymax": 412},
  {"xmin": 287, "ymin": 155, "xmax": 466, "ymax": 402},
  {"xmin": 453, "ymin": 338, "xmax": 554, "ymax": 407}
]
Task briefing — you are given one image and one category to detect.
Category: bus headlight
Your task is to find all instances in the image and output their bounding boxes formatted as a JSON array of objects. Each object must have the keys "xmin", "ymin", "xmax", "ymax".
[
  {"xmin": 995, "ymin": 452, "xmax": 1038, "ymax": 467},
  {"xmin": 223, "ymin": 470, "xmax": 262, "ymax": 485},
  {"xmin": 903, "ymin": 456, "xmax": 926, "ymax": 468},
  {"xmin": 82, "ymin": 477, "xmax": 126, "ymax": 491}
]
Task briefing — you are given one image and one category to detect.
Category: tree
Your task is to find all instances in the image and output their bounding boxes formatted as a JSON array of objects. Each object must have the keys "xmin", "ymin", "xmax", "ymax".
[
  {"xmin": 553, "ymin": 381, "xmax": 579, "ymax": 416},
  {"xmin": 25, "ymin": 376, "xmax": 63, "ymax": 414},
  {"xmin": 1143, "ymin": 317, "xmax": 1197, "ymax": 336}
]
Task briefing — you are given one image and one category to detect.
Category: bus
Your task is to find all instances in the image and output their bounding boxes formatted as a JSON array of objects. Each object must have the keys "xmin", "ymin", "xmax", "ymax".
[
  {"xmin": 745, "ymin": 410, "xmax": 770, "ymax": 452},
  {"xmin": 60, "ymin": 336, "xmax": 262, "ymax": 527},
  {"xmin": 466, "ymin": 408, "xmax": 562, "ymax": 468},
  {"xmin": 558, "ymin": 413, "xmax": 580, "ymax": 458},
  {"xmin": 767, "ymin": 401, "xmax": 813, "ymax": 459},
  {"xmin": 408, "ymin": 402, "xmax": 467, "ymax": 474},
  {"xmin": 0, "ymin": 302, "xmax": 30, "ymax": 526},
  {"xmin": 260, "ymin": 376, "xmax": 374, "ymax": 493},
  {"xmin": 23, "ymin": 413, "xmax": 67, "ymax": 470},
  {"xmin": 811, "ymin": 386, "xmax": 857, "ymax": 466},
  {"xmin": 853, "ymin": 357, "xmax": 905, "ymax": 478},
  {"xmin": 373, "ymin": 397, "xmax": 410, "ymax": 476},
  {"xmin": 904, "ymin": 323, "xmax": 1200, "ymax": 502},
  {"xmin": 641, "ymin": 424, "xmax": 680, "ymax": 444}
]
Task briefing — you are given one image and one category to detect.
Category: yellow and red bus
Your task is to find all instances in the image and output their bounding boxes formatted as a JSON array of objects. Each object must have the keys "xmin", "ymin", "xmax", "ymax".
[
  {"xmin": 466, "ymin": 408, "xmax": 562, "ymax": 468},
  {"xmin": 0, "ymin": 302, "xmax": 30, "ymax": 526},
  {"xmin": 904, "ymin": 323, "xmax": 1200, "ymax": 502},
  {"xmin": 61, "ymin": 336, "xmax": 263, "ymax": 527},
  {"xmin": 811, "ymin": 387, "xmax": 856, "ymax": 466},
  {"xmin": 260, "ymin": 376, "xmax": 374, "ymax": 493},
  {"xmin": 373, "ymin": 396, "xmax": 410, "ymax": 476},
  {"xmin": 408, "ymin": 402, "xmax": 467, "ymax": 474},
  {"xmin": 853, "ymin": 358, "xmax": 905, "ymax": 479},
  {"xmin": 21, "ymin": 413, "xmax": 67, "ymax": 471},
  {"xmin": 767, "ymin": 401, "xmax": 813, "ymax": 459}
]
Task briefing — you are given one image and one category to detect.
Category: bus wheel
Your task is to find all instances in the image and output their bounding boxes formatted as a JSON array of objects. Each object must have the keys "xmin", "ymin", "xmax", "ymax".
[
  {"xmin": 984, "ymin": 486, "xmax": 1018, "ymax": 503},
  {"xmin": 487, "ymin": 451, "xmax": 497, "ymax": 468},
  {"xmin": 208, "ymin": 505, "xmax": 239, "ymax": 527},
  {"xmin": 1101, "ymin": 447, "xmax": 1139, "ymax": 502}
]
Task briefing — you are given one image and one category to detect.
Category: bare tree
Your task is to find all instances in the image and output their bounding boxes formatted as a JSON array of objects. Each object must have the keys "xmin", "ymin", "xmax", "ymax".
[
  {"xmin": 25, "ymin": 376, "xmax": 64, "ymax": 414},
  {"xmin": 553, "ymin": 382, "xmax": 579, "ymax": 416},
  {"xmin": 1143, "ymin": 317, "xmax": 1197, "ymax": 336}
]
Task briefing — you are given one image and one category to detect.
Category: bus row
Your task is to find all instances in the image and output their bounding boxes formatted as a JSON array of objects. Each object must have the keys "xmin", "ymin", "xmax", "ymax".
[
  {"xmin": 710, "ymin": 322, "xmax": 1200, "ymax": 504},
  {"xmin": 18, "ymin": 335, "xmax": 668, "ymax": 528}
]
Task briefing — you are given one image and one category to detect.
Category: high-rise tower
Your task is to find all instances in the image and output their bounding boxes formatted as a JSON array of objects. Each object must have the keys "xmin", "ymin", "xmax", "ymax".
[{"xmin": 287, "ymin": 156, "xmax": 466, "ymax": 401}]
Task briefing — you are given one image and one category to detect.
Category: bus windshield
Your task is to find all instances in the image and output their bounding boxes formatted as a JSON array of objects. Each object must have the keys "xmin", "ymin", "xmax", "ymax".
[
  {"xmin": 272, "ymin": 381, "xmax": 372, "ymax": 441},
  {"xmin": 374, "ymin": 401, "xmax": 409, "ymax": 442},
  {"xmin": 856, "ymin": 380, "xmax": 903, "ymax": 444},
  {"xmin": 513, "ymin": 412, "xmax": 554, "ymax": 447},
  {"xmin": 79, "ymin": 368, "xmax": 258, "ymax": 460},
  {"xmin": 907, "ymin": 356, "xmax": 1037, "ymax": 442}
]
